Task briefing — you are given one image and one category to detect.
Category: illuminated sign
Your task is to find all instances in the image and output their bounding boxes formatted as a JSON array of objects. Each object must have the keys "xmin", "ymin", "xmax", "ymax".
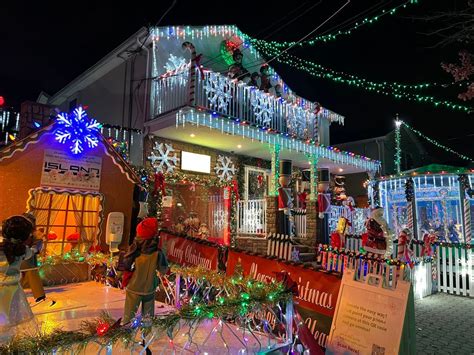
[{"xmin": 181, "ymin": 151, "xmax": 211, "ymax": 174}]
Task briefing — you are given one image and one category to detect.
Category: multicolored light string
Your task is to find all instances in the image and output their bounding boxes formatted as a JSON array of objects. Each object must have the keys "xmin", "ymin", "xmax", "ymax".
[
  {"xmin": 251, "ymin": 1, "xmax": 417, "ymax": 48},
  {"xmin": 401, "ymin": 121, "xmax": 474, "ymax": 162},
  {"xmin": 253, "ymin": 45, "xmax": 473, "ymax": 113}
]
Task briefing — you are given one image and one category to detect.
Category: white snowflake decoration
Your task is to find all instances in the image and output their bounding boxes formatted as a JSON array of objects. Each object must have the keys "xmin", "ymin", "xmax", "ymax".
[
  {"xmin": 147, "ymin": 142, "xmax": 179, "ymax": 173},
  {"xmin": 214, "ymin": 155, "xmax": 236, "ymax": 181},
  {"xmin": 251, "ymin": 90, "xmax": 274, "ymax": 126},
  {"xmin": 54, "ymin": 106, "xmax": 102, "ymax": 155},
  {"xmin": 164, "ymin": 54, "xmax": 188, "ymax": 73},
  {"xmin": 213, "ymin": 207, "xmax": 227, "ymax": 232},
  {"xmin": 203, "ymin": 72, "xmax": 232, "ymax": 113},
  {"xmin": 287, "ymin": 106, "xmax": 305, "ymax": 137}
]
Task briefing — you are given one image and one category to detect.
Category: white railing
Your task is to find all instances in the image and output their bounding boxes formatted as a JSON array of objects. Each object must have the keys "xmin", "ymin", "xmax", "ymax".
[
  {"xmin": 436, "ymin": 245, "xmax": 473, "ymax": 297},
  {"xmin": 329, "ymin": 205, "xmax": 370, "ymax": 235},
  {"xmin": 237, "ymin": 199, "xmax": 266, "ymax": 236},
  {"xmin": 152, "ymin": 69, "xmax": 320, "ymax": 142},
  {"xmin": 292, "ymin": 208, "xmax": 307, "ymax": 238}
]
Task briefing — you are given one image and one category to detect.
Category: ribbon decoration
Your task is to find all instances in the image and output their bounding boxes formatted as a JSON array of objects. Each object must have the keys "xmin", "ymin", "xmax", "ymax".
[
  {"xmin": 274, "ymin": 272, "xmax": 324, "ymax": 355},
  {"xmin": 232, "ymin": 179, "xmax": 240, "ymax": 201},
  {"xmin": 421, "ymin": 232, "xmax": 437, "ymax": 257},
  {"xmin": 397, "ymin": 229, "xmax": 414, "ymax": 268},
  {"xmin": 154, "ymin": 172, "xmax": 166, "ymax": 196},
  {"xmin": 195, "ymin": 53, "xmax": 205, "ymax": 80}
]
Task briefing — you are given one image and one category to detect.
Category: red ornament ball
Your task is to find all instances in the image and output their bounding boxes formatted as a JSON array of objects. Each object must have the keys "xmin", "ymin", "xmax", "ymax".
[
  {"xmin": 0, "ymin": 96, "xmax": 4, "ymax": 106},
  {"xmin": 96, "ymin": 321, "xmax": 110, "ymax": 336}
]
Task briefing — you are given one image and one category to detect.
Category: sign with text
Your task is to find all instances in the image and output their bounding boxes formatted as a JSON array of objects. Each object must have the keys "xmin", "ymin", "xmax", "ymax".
[
  {"xmin": 160, "ymin": 232, "xmax": 219, "ymax": 270},
  {"xmin": 41, "ymin": 149, "xmax": 102, "ymax": 191},
  {"xmin": 226, "ymin": 250, "xmax": 341, "ymax": 348},
  {"xmin": 327, "ymin": 270, "xmax": 411, "ymax": 355}
]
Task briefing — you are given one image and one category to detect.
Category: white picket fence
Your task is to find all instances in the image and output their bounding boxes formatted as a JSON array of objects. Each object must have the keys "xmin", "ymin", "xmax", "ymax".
[
  {"xmin": 266, "ymin": 233, "xmax": 295, "ymax": 261},
  {"xmin": 237, "ymin": 199, "xmax": 266, "ymax": 236},
  {"xmin": 292, "ymin": 208, "xmax": 307, "ymax": 238},
  {"xmin": 321, "ymin": 239, "xmax": 474, "ymax": 298}
]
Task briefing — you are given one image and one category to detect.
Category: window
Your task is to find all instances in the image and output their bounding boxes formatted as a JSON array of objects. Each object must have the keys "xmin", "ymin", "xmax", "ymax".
[{"xmin": 29, "ymin": 191, "xmax": 102, "ymax": 256}]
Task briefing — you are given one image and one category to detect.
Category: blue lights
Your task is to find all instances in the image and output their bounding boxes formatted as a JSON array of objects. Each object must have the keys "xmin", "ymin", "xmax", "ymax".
[{"xmin": 54, "ymin": 106, "xmax": 102, "ymax": 155}]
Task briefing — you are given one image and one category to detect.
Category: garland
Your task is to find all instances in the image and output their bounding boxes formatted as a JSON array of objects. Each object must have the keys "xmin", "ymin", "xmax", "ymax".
[
  {"xmin": 37, "ymin": 252, "xmax": 114, "ymax": 268},
  {"xmin": 318, "ymin": 245, "xmax": 434, "ymax": 266},
  {"xmin": 1, "ymin": 267, "xmax": 291, "ymax": 354}
]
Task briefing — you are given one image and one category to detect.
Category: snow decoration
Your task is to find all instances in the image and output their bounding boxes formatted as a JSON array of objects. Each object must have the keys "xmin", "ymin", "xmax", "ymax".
[
  {"xmin": 214, "ymin": 155, "xmax": 236, "ymax": 181},
  {"xmin": 287, "ymin": 106, "xmax": 305, "ymax": 137},
  {"xmin": 251, "ymin": 90, "xmax": 274, "ymax": 127},
  {"xmin": 55, "ymin": 106, "xmax": 102, "ymax": 155},
  {"xmin": 147, "ymin": 142, "xmax": 179, "ymax": 173},
  {"xmin": 164, "ymin": 54, "xmax": 188, "ymax": 73},
  {"xmin": 213, "ymin": 207, "xmax": 227, "ymax": 232},
  {"xmin": 203, "ymin": 72, "xmax": 232, "ymax": 114}
]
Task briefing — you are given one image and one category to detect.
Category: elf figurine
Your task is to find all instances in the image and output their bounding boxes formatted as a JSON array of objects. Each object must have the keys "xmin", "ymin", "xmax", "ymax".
[
  {"xmin": 277, "ymin": 160, "xmax": 294, "ymax": 236},
  {"xmin": 330, "ymin": 217, "xmax": 351, "ymax": 249},
  {"xmin": 362, "ymin": 207, "xmax": 393, "ymax": 258}
]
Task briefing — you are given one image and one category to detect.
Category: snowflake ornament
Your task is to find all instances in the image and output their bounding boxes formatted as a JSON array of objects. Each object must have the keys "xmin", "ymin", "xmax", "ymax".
[
  {"xmin": 203, "ymin": 72, "xmax": 232, "ymax": 113},
  {"xmin": 287, "ymin": 106, "xmax": 305, "ymax": 137},
  {"xmin": 214, "ymin": 155, "xmax": 236, "ymax": 181},
  {"xmin": 148, "ymin": 142, "xmax": 179, "ymax": 173},
  {"xmin": 54, "ymin": 106, "xmax": 102, "ymax": 155},
  {"xmin": 164, "ymin": 54, "xmax": 188, "ymax": 73},
  {"xmin": 251, "ymin": 90, "xmax": 274, "ymax": 126}
]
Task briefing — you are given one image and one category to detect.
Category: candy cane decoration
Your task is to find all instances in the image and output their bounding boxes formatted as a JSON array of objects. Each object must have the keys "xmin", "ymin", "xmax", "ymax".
[
  {"xmin": 182, "ymin": 41, "xmax": 198, "ymax": 106},
  {"xmin": 464, "ymin": 198, "xmax": 472, "ymax": 244}
]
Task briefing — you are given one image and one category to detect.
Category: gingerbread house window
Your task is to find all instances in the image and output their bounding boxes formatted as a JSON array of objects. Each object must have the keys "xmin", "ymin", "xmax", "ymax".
[{"xmin": 28, "ymin": 189, "xmax": 103, "ymax": 256}]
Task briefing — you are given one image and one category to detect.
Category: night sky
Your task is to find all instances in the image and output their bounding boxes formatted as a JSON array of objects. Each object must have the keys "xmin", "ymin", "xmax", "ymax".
[{"xmin": 1, "ymin": 1, "xmax": 472, "ymax": 164}]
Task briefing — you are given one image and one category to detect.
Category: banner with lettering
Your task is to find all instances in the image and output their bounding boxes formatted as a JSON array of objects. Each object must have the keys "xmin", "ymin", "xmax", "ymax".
[
  {"xmin": 41, "ymin": 149, "xmax": 102, "ymax": 190},
  {"xmin": 160, "ymin": 232, "xmax": 219, "ymax": 270},
  {"xmin": 226, "ymin": 250, "xmax": 341, "ymax": 348}
]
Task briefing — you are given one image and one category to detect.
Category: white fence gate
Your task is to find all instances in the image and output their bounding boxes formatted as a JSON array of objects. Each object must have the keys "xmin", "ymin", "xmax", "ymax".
[
  {"xmin": 237, "ymin": 199, "xmax": 266, "ymax": 236},
  {"xmin": 292, "ymin": 208, "xmax": 307, "ymax": 238}
]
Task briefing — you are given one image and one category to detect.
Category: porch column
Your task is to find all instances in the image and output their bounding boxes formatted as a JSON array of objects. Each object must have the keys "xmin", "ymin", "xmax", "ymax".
[
  {"xmin": 270, "ymin": 144, "xmax": 281, "ymax": 196},
  {"xmin": 265, "ymin": 144, "xmax": 281, "ymax": 238},
  {"xmin": 306, "ymin": 154, "xmax": 319, "ymax": 245}
]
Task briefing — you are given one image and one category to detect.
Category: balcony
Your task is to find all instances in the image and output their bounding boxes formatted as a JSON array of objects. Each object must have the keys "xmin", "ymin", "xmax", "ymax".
[{"xmin": 151, "ymin": 69, "xmax": 322, "ymax": 143}]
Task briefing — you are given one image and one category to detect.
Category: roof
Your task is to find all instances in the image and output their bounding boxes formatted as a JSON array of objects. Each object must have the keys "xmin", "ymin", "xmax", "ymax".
[
  {"xmin": 0, "ymin": 123, "xmax": 141, "ymax": 185},
  {"xmin": 48, "ymin": 27, "xmax": 148, "ymax": 105}
]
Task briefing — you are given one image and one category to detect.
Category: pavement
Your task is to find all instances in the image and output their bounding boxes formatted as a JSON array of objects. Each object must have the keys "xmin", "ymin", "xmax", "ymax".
[{"xmin": 416, "ymin": 293, "xmax": 474, "ymax": 355}]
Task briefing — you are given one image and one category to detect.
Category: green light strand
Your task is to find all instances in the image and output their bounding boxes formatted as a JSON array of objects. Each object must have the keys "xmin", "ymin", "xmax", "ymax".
[
  {"xmin": 401, "ymin": 121, "xmax": 474, "ymax": 162},
  {"xmin": 254, "ymin": 45, "xmax": 473, "ymax": 113},
  {"xmin": 251, "ymin": 1, "xmax": 416, "ymax": 48},
  {"xmin": 395, "ymin": 121, "xmax": 402, "ymax": 174}
]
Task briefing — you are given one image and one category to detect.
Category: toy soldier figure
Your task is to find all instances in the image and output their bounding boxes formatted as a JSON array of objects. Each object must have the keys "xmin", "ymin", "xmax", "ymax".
[{"xmin": 277, "ymin": 160, "xmax": 294, "ymax": 236}]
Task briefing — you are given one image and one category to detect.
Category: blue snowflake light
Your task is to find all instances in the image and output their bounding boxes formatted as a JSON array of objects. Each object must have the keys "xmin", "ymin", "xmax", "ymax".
[{"xmin": 54, "ymin": 107, "xmax": 102, "ymax": 155}]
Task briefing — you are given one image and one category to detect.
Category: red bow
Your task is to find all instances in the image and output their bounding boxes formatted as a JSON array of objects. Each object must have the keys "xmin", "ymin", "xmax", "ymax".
[
  {"xmin": 195, "ymin": 54, "xmax": 205, "ymax": 80},
  {"xmin": 154, "ymin": 172, "xmax": 166, "ymax": 196},
  {"xmin": 421, "ymin": 233, "xmax": 436, "ymax": 257},
  {"xmin": 274, "ymin": 271, "xmax": 298, "ymax": 296},
  {"xmin": 397, "ymin": 231, "xmax": 414, "ymax": 268}
]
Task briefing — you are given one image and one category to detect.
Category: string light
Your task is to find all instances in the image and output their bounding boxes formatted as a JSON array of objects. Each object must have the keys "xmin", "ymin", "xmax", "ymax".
[
  {"xmin": 395, "ymin": 117, "xmax": 402, "ymax": 174},
  {"xmin": 250, "ymin": 1, "xmax": 417, "ymax": 48},
  {"xmin": 401, "ymin": 121, "xmax": 474, "ymax": 162},
  {"xmin": 253, "ymin": 45, "xmax": 473, "ymax": 113}
]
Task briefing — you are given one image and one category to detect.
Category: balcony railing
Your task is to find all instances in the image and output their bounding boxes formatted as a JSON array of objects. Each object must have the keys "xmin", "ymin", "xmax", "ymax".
[{"xmin": 152, "ymin": 69, "xmax": 320, "ymax": 142}]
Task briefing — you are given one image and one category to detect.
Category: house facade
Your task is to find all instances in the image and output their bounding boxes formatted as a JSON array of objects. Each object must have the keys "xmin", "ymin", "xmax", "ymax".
[{"xmin": 41, "ymin": 25, "xmax": 380, "ymax": 249}]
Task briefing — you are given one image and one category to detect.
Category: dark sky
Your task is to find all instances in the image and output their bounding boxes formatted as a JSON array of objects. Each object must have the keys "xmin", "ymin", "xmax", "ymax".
[{"xmin": 1, "ymin": 1, "xmax": 473, "ymax": 163}]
